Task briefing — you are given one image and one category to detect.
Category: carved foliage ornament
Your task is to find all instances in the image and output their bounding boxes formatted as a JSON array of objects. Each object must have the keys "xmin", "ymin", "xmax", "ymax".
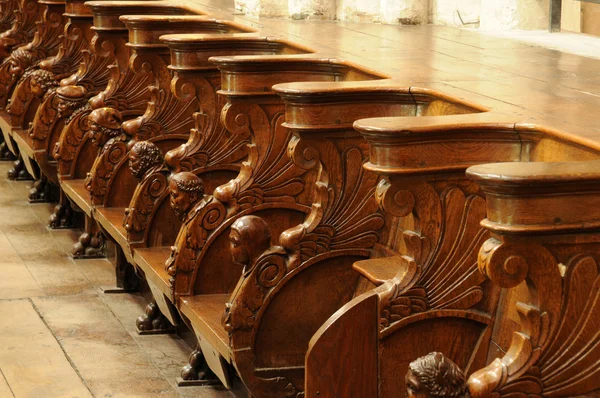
[{"xmin": 376, "ymin": 178, "xmax": 489, "ymax": 330}]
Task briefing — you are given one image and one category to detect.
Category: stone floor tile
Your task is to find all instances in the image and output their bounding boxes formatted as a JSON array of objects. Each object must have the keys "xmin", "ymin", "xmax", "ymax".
[
  {"xmin": 32, "ymin": 295, "xmax": 179, "ymax": 397},
  {"xmin": 0, "ymin": 262, "xmax": 45, "ymax": 299},
  {"xmin": 0, "ymin": 299, "xmax": 92, "ymax": 397},
  {"xmin": 24, "ymin": 257, "xmax": 95, "ymax": 296},
  {"xmin": 0, "ymin": 370, "xmax": 14, "ymax": 397}
]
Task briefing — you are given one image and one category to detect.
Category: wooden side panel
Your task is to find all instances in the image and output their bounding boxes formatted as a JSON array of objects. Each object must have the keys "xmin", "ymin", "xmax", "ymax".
[{"xmin": 305, "ymin": 292, "xmax": 378, "ymax": 398}]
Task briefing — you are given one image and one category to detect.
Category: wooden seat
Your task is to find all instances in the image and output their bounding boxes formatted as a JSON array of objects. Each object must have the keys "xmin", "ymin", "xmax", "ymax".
[
  {"xmin": 179, "ymin": 294, "xmax": 230, "ymax": 361},
  {"xmin": 132, "ymin": 246, "xmax": 172, "ymax": 297},
  {"xmin": 61, "ymin": 179, "xmax": 92, "ymax": 217},
  {"xmin": 94, "ymin": 206, "xmax": 128, "ymax": 253}
]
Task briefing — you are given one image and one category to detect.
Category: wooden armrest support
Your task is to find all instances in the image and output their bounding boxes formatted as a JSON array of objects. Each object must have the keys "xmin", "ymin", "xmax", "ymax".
[{"xmin": 463, "ymin": 160, "xmax": 600, "ymax": 397}]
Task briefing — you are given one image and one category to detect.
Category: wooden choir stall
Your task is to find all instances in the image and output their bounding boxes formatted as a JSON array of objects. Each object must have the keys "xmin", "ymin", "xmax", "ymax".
[{"xmin": 0, "ymin": 0, "xmax": 599, "ymax": 396}]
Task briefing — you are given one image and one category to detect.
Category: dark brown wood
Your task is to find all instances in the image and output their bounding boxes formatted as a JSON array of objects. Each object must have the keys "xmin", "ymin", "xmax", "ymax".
[
  {"xmin": 0, "ymin": 0, "xmax": 41, "ymax": 60},
  {"xmin": 460, "ymin": 160, "xmax": 600, "ymax": 397}
]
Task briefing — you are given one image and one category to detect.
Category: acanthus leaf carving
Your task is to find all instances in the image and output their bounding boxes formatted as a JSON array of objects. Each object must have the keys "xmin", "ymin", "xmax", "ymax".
[{"xmin": 375, "ymin": 177, "xmax": 490, "ymax": 331}]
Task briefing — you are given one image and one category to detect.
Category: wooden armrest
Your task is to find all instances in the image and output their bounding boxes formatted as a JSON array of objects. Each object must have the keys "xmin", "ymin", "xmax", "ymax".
[
  {"xmin": 353, "ymin": 255, "xmax": 410, "ymax": 286},
  {"xmin": 467, "ymin": 160, "xmax": 600, "ymax": 186},
  {"xmin": 467, "ymin": 160, "xmax": 600, "ymax": 234}
]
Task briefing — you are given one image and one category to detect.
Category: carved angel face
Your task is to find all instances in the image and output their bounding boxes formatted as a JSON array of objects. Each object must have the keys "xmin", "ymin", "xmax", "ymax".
[
  {"xmin": 129, "ymin": 149, "xmax": 143, "ymax": 179},
  {"xmin": 229, "ymin": 229, "xmax": 249, "ymax": 266},
  {"xmin": 406, "ymin": 369, "xmax": 427, "ymax": 398},
  {"xmin": 30, "ymin": 78, "xmax": 44, "ymax": 98},
  {"xmin": 57, "ymin": 99, "xmax": 77, "ymax": 119},
  {"xmin": 169, "ymin": 179, "xmax": 192, "ymax": 220},
  {"xmin": 88, "ymin": 122, "xmax": 111, "ymax": 147}
]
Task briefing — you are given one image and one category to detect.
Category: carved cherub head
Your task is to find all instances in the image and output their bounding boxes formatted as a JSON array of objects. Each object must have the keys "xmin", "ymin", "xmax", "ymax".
[
  {"xmin": 29, "ymin": 69, "xmax": 57, "ymax": 98},
  {"xmin": 56, "ymin": 85, "xmax": 87, "ymax": 119},
  {"xmin": 129, "ymin": 141, "xmax": 164, "ymax": 179},
  {"xmin": 88, "ymin": 107, "xmax": 122, "ymax": 147},
  {"xmin": 168, "ymin": 172, "xmax": 205, "ymax": 221},
  {"xmin": 406, "ymin": 352, "xmax": 469, "ymax": 398},
  {"xmin": 229, "ymin": 215, "xmax": 271, "ymax": 269}
]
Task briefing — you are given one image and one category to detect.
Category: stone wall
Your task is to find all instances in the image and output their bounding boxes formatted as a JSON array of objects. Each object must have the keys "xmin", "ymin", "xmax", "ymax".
[{"xmin": 234, "ymin": 0, "xmax": 550, "ymax": 30}]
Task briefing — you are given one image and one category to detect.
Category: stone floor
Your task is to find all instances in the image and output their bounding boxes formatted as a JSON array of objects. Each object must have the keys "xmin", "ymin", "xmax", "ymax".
[{"xmin": 0, "ymin": 161, "xmax": 233, "ymax": 397}]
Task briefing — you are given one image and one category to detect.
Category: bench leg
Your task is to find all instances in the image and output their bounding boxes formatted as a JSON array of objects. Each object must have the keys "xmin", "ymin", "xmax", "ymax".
[
  {"xmin": 28, "ymin": 176, "xmax": 55, "ymax": 203},
  {"xmin": 7, "ymin": 154, "xmax": 33, "ymax": 181},
  {"xmin": 72, "ymin": 216, "xmax": 105, "ymax": 259},
  {"xmin": 0, "ymin": 137, "xmax": 15, "ymax": 160},
  {"xmin": 48, "ymin": 189, "xmax": 76, "ymax": 229},
  {"xmin": 136, "ymin": 299, "xmax": 174, "ymax": 335},
  {"xmin": 104, "ymin": 247, "xmax": 140, "ymax": 294},
  {"xmin": 177, "ymin": 348, "xmax": 220, "ymax": 387}
]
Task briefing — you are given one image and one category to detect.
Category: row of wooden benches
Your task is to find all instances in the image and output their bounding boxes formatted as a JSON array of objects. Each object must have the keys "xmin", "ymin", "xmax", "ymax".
[{"xmin": 1, "ymin": 0, "xmax": 600, "ymax": 396}]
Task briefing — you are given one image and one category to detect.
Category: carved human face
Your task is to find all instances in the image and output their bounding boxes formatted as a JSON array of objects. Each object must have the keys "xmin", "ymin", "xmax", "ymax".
[
  {"xmin": 88, "ymin": 121, "xmax": 108, "ymax": 147},
  {"xmin": 229, "ymin": 229, "xmax": 249, "ymax": 266},
  {"xmin": 169, "ymin": 179, "xmax": 192, "ymax": 220},
  {"xmin": 30, "ymin": 78, "xmax": 44, "ymax": 98},
  {"xmin": 57, "ymin": 99, "xmax": 76, "ymax": 119},
  {"xmin": 129, "ymin": 149, "xmax": 143, "ymax": 179},
  {"xmin": 405, "ymin": 370, "xmax": 427, "ymax": 398}
]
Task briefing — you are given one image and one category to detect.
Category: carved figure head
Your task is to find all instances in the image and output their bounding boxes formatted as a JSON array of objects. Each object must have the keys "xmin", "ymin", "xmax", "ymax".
[
  {"xmin": 88, "ymin": 107, "xmax": 122, "ymax": 147},
  {"xmin": 406, "ymin": 352, "xmax": 469, "ymax": 398},
  {"xmin": 229, "ymin": 216, "xmax": 271, "ymax": 268},
  {"xmin": 56, "ymin": 85, "xmax": 87, "ymax": 119},
  {"xmin": 29, "ymin": 69, "xmax": 57, "ymax": 98},
  {"xmin": 168, "ymin": 172, "xmax": 204, "ymax": 221},
  {"xmin": 129, "ymin": 141, "xmax": 164, "ymax": 179},
  {"xmin": 8, "ymin": 49, "xmax": 33, "ymax": 76}
]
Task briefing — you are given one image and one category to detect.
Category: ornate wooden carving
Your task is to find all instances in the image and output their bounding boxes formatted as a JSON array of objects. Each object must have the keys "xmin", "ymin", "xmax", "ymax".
[
  {"xmin": 0, "ymin": 0, "xmax": 41, "ymax": 59},
  {"xmin": 8, "ymin": 0, "xmax": 92, "ymax": 136},
  {"xmin": 84, "ymin": 16, "xmax": 242, "ymax": 208},
  {"xmin": 0, "ymin": 0, "xmax": 17, "ymax": 33},
  {"xmin": 464, "ymin": 160, "xmax": 600, "ymax": 398},
  {"xmin": 54, "ymin": 2, "xmax": 193, "ymax": 181},
  {"xmin": 406, "ymin": 352, "xmax": 470, "ymax": 398},
  {"xmin": 0, "ymin": 0, "xmax": 65, "ymax": 109},
  {"xmin": 124, "ymin": 34, "xmax": 284, "ymax": 248}
]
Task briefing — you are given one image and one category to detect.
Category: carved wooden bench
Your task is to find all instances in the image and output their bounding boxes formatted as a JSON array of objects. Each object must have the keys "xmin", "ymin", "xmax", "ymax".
[
  {"xmin": 128, "ymin": 40, "xmax": 335, "ymax": 375},
  {"xmin": 6, "ymin": 0, "xmax": 93, "ymax": 202},
  {"xmin": 0, "ymin": 0, "xmax": 66, "ymax": 179},
  {"xmin": 51, "ymin": 1, "xmax": 203, "ymax": 257},
  {"xmin": 143, "ymin": 63, "xmax": 512, "ymax": 392},
  {"xmin": 300, "ymin": 114, "xmax": 600, "ymax": 396},
  {"xmin": 0, "ymin": 0, "xmax": 30, "ymax": 159},
  {"xmin": 88, "ymin": 21, "xmax": 259, "ymax": 289}
]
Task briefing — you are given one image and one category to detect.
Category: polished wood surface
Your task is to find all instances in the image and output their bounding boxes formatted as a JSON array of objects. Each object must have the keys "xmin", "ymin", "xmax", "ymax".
[{"xmin": 1, "ymin": 0, "xmax": 600, "ymax": 397}]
